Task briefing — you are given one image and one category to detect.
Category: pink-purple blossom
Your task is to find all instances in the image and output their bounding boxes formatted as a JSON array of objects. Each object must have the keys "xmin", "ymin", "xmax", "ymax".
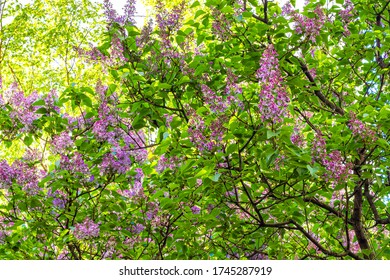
[
  {"xmin": 103, "ymin": 0, "xmax": 136, "ymax": 26},
  {"xmin": 348, "ymin": 112, "xmax": 376, "ymax": 142},
  {"xmin": 311, "ymin": 133, "xmax": 352, "ymax": 186},
  {"xmin": 191, "ymin": 205, "xmax": 201, "ymax": 214},
  {"xmin": 282, "ymin": 3, "xmax": 326, "ymax": 42},
  {"xmin": 256, "ymin": 44, "xmax": 289, "ymax": 123},
  {"xmin": 51, "ymin": 132, "xmax": 74, "ymax": 154},
  {"xmin": 73, "ymin": 218, "xmax": 100, "ymax": 240}
]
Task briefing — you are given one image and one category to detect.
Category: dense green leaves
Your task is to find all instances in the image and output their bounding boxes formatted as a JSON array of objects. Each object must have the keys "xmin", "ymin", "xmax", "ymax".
[{"xmin": 0, "ymin": 0, "xmax": 389, "ymax": 260}]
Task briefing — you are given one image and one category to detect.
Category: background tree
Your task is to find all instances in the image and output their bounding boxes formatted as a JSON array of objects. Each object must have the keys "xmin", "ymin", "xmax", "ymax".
[{"xmin": 0, "ymin": 0, "xmax": 107, "ymax": 161}]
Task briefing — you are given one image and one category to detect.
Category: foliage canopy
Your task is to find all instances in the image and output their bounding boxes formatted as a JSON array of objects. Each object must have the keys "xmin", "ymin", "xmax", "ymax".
[{"xmin": 0, "ymin": 0, "xmax": 389, "ymax": 260}]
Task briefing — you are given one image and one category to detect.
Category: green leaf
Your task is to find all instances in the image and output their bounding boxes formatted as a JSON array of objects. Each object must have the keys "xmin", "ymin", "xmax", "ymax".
[
  {"xmin": 267, "ymin": 130, "xmax": 278, "ymax": 139},
  {"xmin": 210, "ymin": 173, "xmax": 221, "ymax": 182},
  {"xmin": 32, "ymin": 100, "xmax": 45, "ymax": 106},
  {"xmin": 23, "ymin": 135, "xmax": 33, "ymax": 146},
  {"xmin": 35, "ymin": 108, "xmax": 47, "ymax": 114},
  {"xmin": 307, "ymin": 165, "xmax": 318, "ymax": 177}
]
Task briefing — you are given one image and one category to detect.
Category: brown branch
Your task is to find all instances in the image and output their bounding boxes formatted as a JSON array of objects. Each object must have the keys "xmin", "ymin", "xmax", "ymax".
[
  {"xmin": 296, "ymin": 57, "xmax": 345, "ymax": 116},
  {"xmin": 252, "ymin": 14, "xmax": 267, "ymax": 24},
  {"xmin": 303, "ymin": 197, "xmax": 353, "ymax": 225}
]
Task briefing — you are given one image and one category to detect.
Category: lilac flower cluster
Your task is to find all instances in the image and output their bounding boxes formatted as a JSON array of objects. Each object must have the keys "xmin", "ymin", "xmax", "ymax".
[
  {"xmin": 60, "ymin": 153, "xmax": 90, "ymax": 176},
  {"xmin": 0, "ymin": 218, "xmax": 14, "ymax": 244},
  {"xmin": 153, "ymin": 2, "xmax": 186, "ymax": 67},
  {"xmin": 122, "ymin": 130, "xmax": 148, "ymax": 163},
  {"xmin": 311, "ymin": 133, "xmax": 327, "ymax": 161},
  {"xmin": 348, "ymin": 112, "xmax": 376, "ymax": 142},
  {"xmin": 136, "ymin": 19, "xmax": 153, "ymax": 49},
  {"xmin": 282, "ymin": 3, "xmax": 326, "ymax": 42},
  {"xmin": 5, "ymin": 83, "xmax": 40, "ymax": 132},
  {"xmin": 342, "ymin": 230, "xmax": 359, "ymax": 253},
  {"xmin": 164, "ymin": 114, "xmax": 174, "ymax": 128},
  {"xmin": 48, "ymin": 188, "xmax": 67, "ymax": 209},
  {"xmin": 51, "ymin": 132, "xmax": 74, "ymax": 154},
  {"xmin": 156, "ymin": 154, "xmax": 181, "ymax": 173},
  {"xmin": 339, "ymin": 0, "xmax": 354, "ymax": 35},
  {"xmin": 274, "ymin": 154, "xmax": 286, "ymax": 171},
  {"xmin": 122, "ymin": 168, "xmax": 145, "ymax": 199},
  {"xmin": 233, "ymin": 0, "xmax": 245, "ymax": 17},
  {"xmin": 91, "ymin": 84, "xmax": 148, "ymax": 170},
  {"xmin": 132, "ymin": 223, "xmax": 145, "ymax": 234},
  {"xmin": 23, "ymin": 148, "xmax": 41, "ymax": 162},
  {"xmin": 100, "ymin": 145, "xmax": 131, "ymax": 175},
  {"xmin": 95, "ymin": 80, "xmax": 108, "ymax": 101},
  {"xmin": 73, "ymin": 217, "xmax": 100, "ymax": 240},
  {"xmin": 290, "ymin": 133, "xmax": 304, "ymax": 147},
  {"xmin": 186, "ymin": 106, "xmax": 227, "ymax": 152},
  {"xmin": 74, "ymin": 44, "xmax": 109, "ymax": 65},
  {"xmin": 256, "ymin": 44, "xmax": 289, "ymax": 123},
  {"xmin": 109, "ymin": 34, "xmax": 128, "ymax": 66},
  {"xmin": 201, "ymin": 84, "xmax": 227, "ymax": 113},
  {"xmin": 144, "ymin": 201, "xmax": 160, "ymax": 227},
  {"xmin": 191, "ymin": 205, "xmax": 201, "ymax": 214},
  {"xmin": 44, "ymin": 89, "xmax": 61, "ymax": 114},
  {"xmin": 308, "ymin": 67, "xmax": 317, "ymax": 79},
  {"xmin": 322, "ymin": 151, "xmax": 353, "ymax": 184},
  {"xmin": 225, "ymin": 69, "xmax": 242, "ymax": 96},
  {"xmin": 211, "ymin": 7, "xmax": 231, "ymax": 41},
  {"xmin": 0, "ymin": 159, "xmax": 43, "ymax": 194},
  {"xmin": 246, "ymin": 252, "xmax": 269, "ymax": 260},
  {"xmin": 103, "ymin": 0, "xmax": 136, "ymax": 26},
  {"xmin": 156, "ymin": 2, "xmax": 185, "ymax": 32},
  {"xmin": 311, "ymin": 133, "xmax": 352, "ymax": 186},
  {"xmin": 92, "ymin": 120, "xmax": 115, "ymax": 143},
  {"xmin": 0, "ymin": 160, "xmax": 15, "ymax": 189},
  {"xmin": 339, "ymin": 0, "xmax": 354, "ymax": 22}
]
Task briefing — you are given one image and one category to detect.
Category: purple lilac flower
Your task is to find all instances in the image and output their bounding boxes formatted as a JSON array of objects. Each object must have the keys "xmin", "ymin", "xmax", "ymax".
[
  {"xmin": 256, "ymin": 44, "xmax": 289, "ymax": 123},
  {"xmin": 0, "ymin": 218, "xmax": 14, "ymax": 244},
  {"xmin": 103, "ymin": 0, "xmax": 136, "ymax": 26},
  {"xmin": 23, "ymin": 149, "xmax": 41, "ymax": 162},
  {"xmin": 51, "ymin": 132, "xmax": 74, "ymax": 154},
  {"xmin": 156, "ymin": 154, "xmax": 181, "ymax": 173},
  {"xmin": 308, "ymin": 68, "xmax": 317, "ymax": 79},
  {"xmin": 48, "ymin": 189, "xmax": 67, "ymax": 209},
  {"xmin": 122, "ymin": 130, "xmax": 148, "ymax": 163},
  {"xmin": 73, "ymin": 218, "xmax": 100, "ymax": 240},
  {"xmin": 201, "ymin": 84, "xmax": 227, "ymax": 113},
  {"xmin": 0, "ymin": 160, "xmax": 15, "ymax": 189},
  {"xmin": 44, "ymin": 89, "xmax": 60, "ymax": 114},
  {"xmin": 311, "ymin": 133, "xmax": 352, "ymax": 186},
  {"xmin": 5, "ymin": 83, "xmax": 40, "ymax": 132},
  {"xmin": 339, "ymin": 0, "xmax": 354, "ymax": 23},
  {"xmin": 342, "ymin": 230, "xmax": 360, "ymax": 254},
  {"xmin": 132, "ymin": 223, "xmax": 145, "ymax": 234},
  {"xmin": 99, "ymin": 146, "xmax": 131, "ymax": 175},
  {"xmin": 290, "ymin": 126, "xmax": 305, "ymax": 148},
  {"xmin": 11, "ymin": 160, "xmax": 42, "ymax": 195},
  {"xmin": 348, "ymin": 112, "xmax": 376, "ymax": 142},
  {"xmin": 109, "ymin": 34, "xmax": 128, "ymax": 66},
  {"xmin": 191, "ymin": 206, "xmax": 201, "ymax": 214},
  {"xmin": 164, "ymin": 114, "xmax": 174, "ymax": 128},
  {"xmin": 282, "ymin": 3, "xmax": 326, "ymax": 42},
  {"xmin": 136, "ymin": 19, "xmax": 153, "ymax": 49},
  {"xmin": 311, "ymin": 133, "xmax": 327, "ymax": 161},
  {"xmin": 211, "ymin": 7, "xmax": 231, "ymax": 41}
]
